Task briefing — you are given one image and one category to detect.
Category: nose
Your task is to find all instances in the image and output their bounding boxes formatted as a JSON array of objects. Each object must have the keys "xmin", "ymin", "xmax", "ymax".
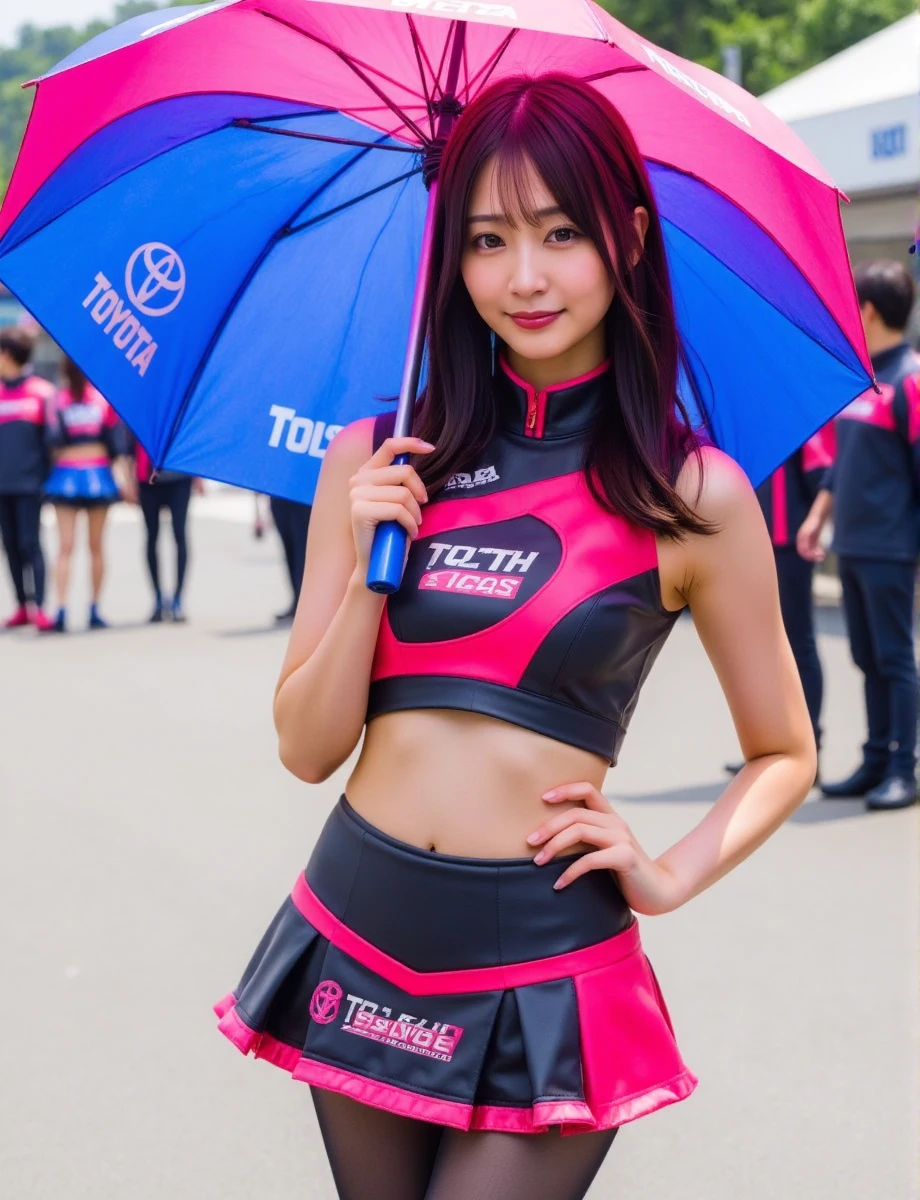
[{"xmin": 508, "ymin": 245, "xmax": 548, "ymax": 299}]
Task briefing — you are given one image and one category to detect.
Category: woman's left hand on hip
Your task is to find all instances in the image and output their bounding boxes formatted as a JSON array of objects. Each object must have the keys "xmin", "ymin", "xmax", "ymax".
[{"xmin": 527, "ymin": 782, "xmax": 685, "ymax": 915}]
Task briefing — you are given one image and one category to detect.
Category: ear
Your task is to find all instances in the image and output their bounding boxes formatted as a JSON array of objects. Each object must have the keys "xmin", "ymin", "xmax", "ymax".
[{"xmin": 630, "ymin": 206, "xmax": 650, "ymax": 267}]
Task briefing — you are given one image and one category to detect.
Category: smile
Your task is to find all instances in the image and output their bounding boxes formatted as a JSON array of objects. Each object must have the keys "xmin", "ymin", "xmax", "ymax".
[{"xmin": 507, "ymin": 311, "xmax": 562, "ymax": 330}]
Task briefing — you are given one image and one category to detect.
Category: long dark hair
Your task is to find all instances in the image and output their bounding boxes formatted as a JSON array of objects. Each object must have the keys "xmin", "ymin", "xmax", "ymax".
[
  {"xmin": 62, "ymin": 357, "xmax": 88, "ymax": 402},
  {"xmin": 413, "ymin": 74, "xmax": 712, "ymax": 538}
]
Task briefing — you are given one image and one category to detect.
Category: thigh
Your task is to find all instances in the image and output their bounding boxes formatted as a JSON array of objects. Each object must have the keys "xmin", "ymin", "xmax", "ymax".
[
  {"xmin": 138, "ymin": 485, "xmax": 161, "ymax": 536},
  {"xmin": 858, "ymin": 560, "xmax": 917, "ymax": 675},
  {"xmin": 774, "ymin": 548, "xmax": 814, "ymax": 647},
  {"xmin": 87, "ymin": 506, "xmax": 109, "ymax": 552},
  {"xmin": 55, "ymin": 506, "xmax": 78, "ymax": 553},
  {"xmin": 839, "ymin": 558, "xmax": 874, "ymax": 668},
  {"xmin": 426, "ymin": 1126, "xmax": 617, "ymax": 1200},
  {"xmin": 14, "ymin": 494, "xmax": 42, "ymax": 553},
  {"xmin": 165, "ymin": 480, "xmax": 192, "ymax": 536},
  {"xmin": 310, "ymin": 1088, "xmax": 442, "ymax": 1200},
  {"xmin": 0, "ymin": 495, "xmax": 16, "ymax": 546}
]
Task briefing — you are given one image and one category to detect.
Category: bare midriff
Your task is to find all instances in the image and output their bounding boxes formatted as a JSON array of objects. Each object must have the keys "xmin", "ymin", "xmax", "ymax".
[
  {"xmin": 346, "ymin": 708, "xmax": 609, "ymax": 858},
  {"xmin": 55, "ymin": 441, "xmax": 109, "ymax": 464},
  {"xmin": 346, "ymin": 539, "xmax": 684, "ymax": 859}
]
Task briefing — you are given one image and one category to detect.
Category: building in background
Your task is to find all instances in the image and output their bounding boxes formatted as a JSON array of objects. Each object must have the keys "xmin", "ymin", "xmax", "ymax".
[{"xmin": 761, "ymin": 13, "xmax": 920, "ymax": 272}]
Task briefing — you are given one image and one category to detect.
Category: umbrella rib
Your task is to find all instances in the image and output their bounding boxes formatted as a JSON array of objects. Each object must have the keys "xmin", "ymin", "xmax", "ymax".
[
  {"xmin": 464, "ymin": 29, "xmax": 518, "ymax": 97},
  {"xmin": 579, "ymin": 64, "xmax": 648, "ymax": 83},
  {"xmin": 431, "ymin": 25, "xmax": 454, "ymax": 100},
  {"xmin": 284, "ymin": 166, "xmax": 422, "ymax": 235},
  {"xmin": 161, "ymin": 142, "xmax": 382, "ymax": 466},
  {"xmin": 405, "ymin": 16, "xmax": 436, "ymax": 138},
  {"xmin": 233, "ymin": 120, "xmax": 418, "ymax": 152},
  {"xmin": 255, "ymin": 9, "xmax": 429, "ymax": 142}
]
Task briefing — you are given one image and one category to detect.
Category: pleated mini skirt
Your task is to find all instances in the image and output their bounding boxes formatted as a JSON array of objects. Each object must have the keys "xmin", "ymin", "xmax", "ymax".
[
  {"xmin": 215, "ymin": 796, "xmax": 697, "ymax": 1135},
  {"xmin": 44, "ymin": 460, "xmax": 119, "ymax": 507}
]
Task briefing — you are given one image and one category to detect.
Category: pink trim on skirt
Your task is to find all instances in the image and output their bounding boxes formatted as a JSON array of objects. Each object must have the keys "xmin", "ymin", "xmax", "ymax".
[{"xmin": 214, "ymin": 877, "xmax": 699, "ymax": 1135}]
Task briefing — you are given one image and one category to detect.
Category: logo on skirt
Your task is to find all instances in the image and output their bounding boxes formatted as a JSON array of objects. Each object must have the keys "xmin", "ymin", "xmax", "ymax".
[
  {"xmin": 310, "ymin": 980, "xmax": 344, "ymax": 1024},
  {"xmin": 341, "ymin": 993, "xmax": 464, "ymax": 1062}
]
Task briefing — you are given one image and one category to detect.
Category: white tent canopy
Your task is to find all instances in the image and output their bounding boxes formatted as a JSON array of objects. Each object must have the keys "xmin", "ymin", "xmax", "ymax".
[{"xmin": 760, "ymin": 13, "xmax": 920, "ymax": 195}]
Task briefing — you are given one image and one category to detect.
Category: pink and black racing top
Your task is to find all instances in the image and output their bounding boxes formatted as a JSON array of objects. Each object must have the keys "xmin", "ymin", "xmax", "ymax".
[{"xmin": 367, "ymin": 361, "xmax": 682, "ymax": 763}]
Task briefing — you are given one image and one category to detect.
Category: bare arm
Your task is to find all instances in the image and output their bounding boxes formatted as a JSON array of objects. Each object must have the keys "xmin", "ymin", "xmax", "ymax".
[
  {"xmin": 529, "ymin": 448, "xmax": 816, "ymax": 913},
  {"xmin": 273, "ymin": 420, "xmax": 433, "ymax": 783},
  {"xmin": 654, "ymin": 449, "xmax": 816, "ymax": 904}
]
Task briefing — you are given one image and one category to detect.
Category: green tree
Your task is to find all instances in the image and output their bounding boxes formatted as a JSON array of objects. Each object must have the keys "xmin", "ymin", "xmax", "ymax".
[{"xmin": 601, "ymin": 0, "xmax": 916, "ymax": 96}]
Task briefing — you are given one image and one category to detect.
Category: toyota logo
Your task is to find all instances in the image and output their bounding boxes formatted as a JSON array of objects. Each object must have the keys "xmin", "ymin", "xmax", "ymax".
[
  {"xmin": 125, "ymin": 242, "xmax": 186, "ymax": 317},
  {"xmin": 309, "ymin": 980, "xmax": 343, "ymax": 1024}
]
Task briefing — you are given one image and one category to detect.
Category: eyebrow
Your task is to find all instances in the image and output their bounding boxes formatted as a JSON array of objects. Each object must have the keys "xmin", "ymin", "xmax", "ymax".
[{"xmin": 466, "ymin": 206, "xmax": 564, "ymax": 224}]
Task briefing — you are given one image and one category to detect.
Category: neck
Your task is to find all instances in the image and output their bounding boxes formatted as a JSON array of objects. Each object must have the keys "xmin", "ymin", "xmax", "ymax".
[
  {"xmin": 0, "ymin": 367, "xmax": 30, "ymax": 384},
  {"xmin": 867, "ymin": 327, "xmax": 906, "ymax": 358},
  {"xmin": 504, "ymin": 331, "xmax": 606, "ymax": 392}
]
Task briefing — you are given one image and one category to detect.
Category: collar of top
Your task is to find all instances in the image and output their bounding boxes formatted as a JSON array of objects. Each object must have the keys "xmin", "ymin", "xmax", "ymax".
[{"xmin": 495, "ymin": 356, "xmax": 610, "ymax": 439}]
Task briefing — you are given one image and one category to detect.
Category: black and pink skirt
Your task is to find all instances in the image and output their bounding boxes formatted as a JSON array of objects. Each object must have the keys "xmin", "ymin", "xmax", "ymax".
[{"xmin": 215, "ymin": 796, "xmax": 697, "ymax": 1135}]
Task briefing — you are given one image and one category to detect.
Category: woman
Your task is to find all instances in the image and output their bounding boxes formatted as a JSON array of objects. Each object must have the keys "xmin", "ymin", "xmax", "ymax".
[
  {"xmin": 43, "ymin": 358, "xmax": 129, "ymax": 632},
  {"xmin": 133, "ymin": 444, "xmax": 199, "ymax": 623},
  {"xmin": 215, "ymin": 76, "xmax": 815, "ymax": 1199}
]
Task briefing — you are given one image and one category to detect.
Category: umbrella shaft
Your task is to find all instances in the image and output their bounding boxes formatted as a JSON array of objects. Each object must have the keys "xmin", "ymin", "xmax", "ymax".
[{"xmin": 393, "ymin": 21, "xmax": 466, "ymax": 440}]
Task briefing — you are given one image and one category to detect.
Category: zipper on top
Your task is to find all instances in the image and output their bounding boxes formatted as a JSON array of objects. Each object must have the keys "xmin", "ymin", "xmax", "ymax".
[{"xmin": 525, "ymin": 389, "xmax": 547, "ymax": 438}]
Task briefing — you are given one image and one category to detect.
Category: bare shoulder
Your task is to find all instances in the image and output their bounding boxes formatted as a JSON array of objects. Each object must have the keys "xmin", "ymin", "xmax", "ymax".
[
  {"xmin": 675, "ymin": 444, "xmax": 758, "ymax": 525},
  {"xmin": 659, "ymin": 446, "xmax": 766, "ymax": 608},
  {"xmin": 319, "ymin": 416, "xmax": 376, "ymax": 482}
]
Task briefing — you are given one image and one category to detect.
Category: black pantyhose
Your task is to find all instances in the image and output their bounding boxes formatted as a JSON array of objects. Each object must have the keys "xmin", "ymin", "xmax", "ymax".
[{"xmin": 310, "ymin": 1088, "xmax": 617, "ymax": 1200}]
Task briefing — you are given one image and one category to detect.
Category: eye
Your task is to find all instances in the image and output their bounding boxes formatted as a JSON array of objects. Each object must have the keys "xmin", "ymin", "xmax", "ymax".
[
  {"xmin": 547, "ymin": 226, "xmax": 581, "ymax": 245},
  {"xmin": 471, "ymin": 232, "xmax": 504, "ymax": 250}
]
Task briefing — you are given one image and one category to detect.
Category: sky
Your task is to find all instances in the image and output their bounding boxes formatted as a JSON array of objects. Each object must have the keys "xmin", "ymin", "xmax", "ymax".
[{"xmin": 1, "ymin": 1, "xmax": 122, "ymax": 47}]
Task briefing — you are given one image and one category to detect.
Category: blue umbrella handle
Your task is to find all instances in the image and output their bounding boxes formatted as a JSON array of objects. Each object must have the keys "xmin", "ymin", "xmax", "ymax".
[{"xmin": 367, "ymin": 453, "xmax": 409, "ymax": 594}]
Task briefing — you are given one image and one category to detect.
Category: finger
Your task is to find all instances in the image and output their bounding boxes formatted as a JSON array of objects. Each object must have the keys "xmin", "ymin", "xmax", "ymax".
[
  {"xmin": 527, "ymin": 807, "xmax": 612, "ymax": 845},
  {"xmin": 553, "ymin": 850, "xmax": 614, "ymax": 891},
  {"xmin": 542, "ymin": 782, "xmax": 612, "ymax": 814},
  {"xmin": 351, "ymin": 485, "xmax": 423, "ymax": 526},
  {"xmin": 533, "ymin": 823, "xmax": 614, "ymax": 864},
  {"xmin": 358, "ymin": 465, "xmax": 428, "ymax": 505},
  {"xmin": 353, "ymin": 501, "xmax": 419, "ymax": 540},
  {"xmin": 370, "ymin": 436, "xmax": 436, "ymax": 468}
]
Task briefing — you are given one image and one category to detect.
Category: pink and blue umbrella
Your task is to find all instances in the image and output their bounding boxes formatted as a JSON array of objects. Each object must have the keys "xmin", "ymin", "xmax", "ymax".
[{"xmin": 0, "ymin": 1, "xmax": 869, "ymax": 540}]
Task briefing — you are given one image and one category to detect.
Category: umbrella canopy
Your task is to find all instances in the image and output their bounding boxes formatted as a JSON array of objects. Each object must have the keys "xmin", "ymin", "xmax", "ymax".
[{"xmin": 0, "ymin": 0, "xmax": 870, "ymax": 504}]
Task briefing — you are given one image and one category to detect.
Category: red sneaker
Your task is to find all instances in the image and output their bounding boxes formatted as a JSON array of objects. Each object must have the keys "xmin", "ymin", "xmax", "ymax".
[
  {"xmin": 3, "ymin": 605, "xmax": 30, "ymax": 629},
  {"xmin": 31, "ymin": 609, "xmax": 56, "ymax": 632}
]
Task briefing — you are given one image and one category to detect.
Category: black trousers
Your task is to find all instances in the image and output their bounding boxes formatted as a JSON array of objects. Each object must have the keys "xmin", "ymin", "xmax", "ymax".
[
  {"xmin": 0, "ymin": 492, "xmax": 45, "ymax": 607},
  {"xmin": 270, "ymin": 496, "xmax": 311, "ymax": 602},
  {"xmin": 138, "ymin": 479, "xmax": 193, "ymax": 602},
  {"xmin": 838, "ymin": 555, "xmax": 918, "ymax": 778},
  {"xmin": 775, "ymin": 547, "xmax": 823, "ymax": 748}
]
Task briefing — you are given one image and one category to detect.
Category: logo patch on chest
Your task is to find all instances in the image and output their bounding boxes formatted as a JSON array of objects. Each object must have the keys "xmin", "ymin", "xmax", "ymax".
[
  {"xmin": 444, "ymin": 465, "xmax": 500, "ymax": 490},
  {"xmin": 419, "ymin": 569, "xmax": 523, "ymax": 599}
]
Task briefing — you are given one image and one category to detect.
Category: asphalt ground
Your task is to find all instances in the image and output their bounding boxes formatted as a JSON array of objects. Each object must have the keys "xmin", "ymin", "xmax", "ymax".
[{"xmin": 0, "ymin": 492, "xmax": 917, "ymax": 1199}]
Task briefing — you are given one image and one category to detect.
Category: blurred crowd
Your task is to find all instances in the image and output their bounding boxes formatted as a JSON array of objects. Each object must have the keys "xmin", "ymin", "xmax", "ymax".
[
  {"xmin": 0, "ymin": 324, "xmax": 309, "ymax": 633},
  {"xmin": 2, "ymin": 260, "xmax": 919, "ymax": 811}
]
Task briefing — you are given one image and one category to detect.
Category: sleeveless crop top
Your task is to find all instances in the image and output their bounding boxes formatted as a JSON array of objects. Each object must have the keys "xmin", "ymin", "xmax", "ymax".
[
  {"xmin": 367, "ymin": 361, "xmax": 683, "ymax": 763},
  {"xmin": 49, "ymin": 386, "xmax": 126, "ymax": 457}
]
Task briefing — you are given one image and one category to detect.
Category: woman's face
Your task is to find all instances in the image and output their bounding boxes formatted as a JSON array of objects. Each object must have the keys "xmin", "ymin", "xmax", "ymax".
[{"xmin": 461, "ymin": 155, "xmax": 645, "ymax": 385}]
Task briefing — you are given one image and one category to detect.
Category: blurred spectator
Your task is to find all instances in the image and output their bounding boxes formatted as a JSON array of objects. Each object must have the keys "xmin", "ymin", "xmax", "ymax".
[
  {"xmin": 798, "ymin": 261, "xmax": 920, "ymax": 810},
  {"xmin": 0, "ymin": 326, "xmax": 54, "ymax": 630},
  {"xmin": 130, "ymin": 445, "xmax": 202, "ymax": 623},
  {"xmin": 726, "ymin": 425, "xmax": 835, "ymax": 780},
  {"xmin": 270, "ymin": 496, "xmax": 310, "ymax": 623},
  {"xmin": 43, "ymin": 358, "xmax": 131, "ymax": 632}
]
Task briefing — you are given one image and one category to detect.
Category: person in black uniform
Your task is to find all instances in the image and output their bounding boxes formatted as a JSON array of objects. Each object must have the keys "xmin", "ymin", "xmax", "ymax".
[
  {"xmin": 725, "ymin": 425, "xmax": 834, "ymax": 778},
  {"xmin": 0, "ymin": 326, "xmax": 55, "ymax": 631},
  {"xmin": 798, "ymin": 260, "xmax": 920, "ymax": 810},
  {"xmin": 270, "ymin": 495, "xmax": 311, "ymax": 623}
]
